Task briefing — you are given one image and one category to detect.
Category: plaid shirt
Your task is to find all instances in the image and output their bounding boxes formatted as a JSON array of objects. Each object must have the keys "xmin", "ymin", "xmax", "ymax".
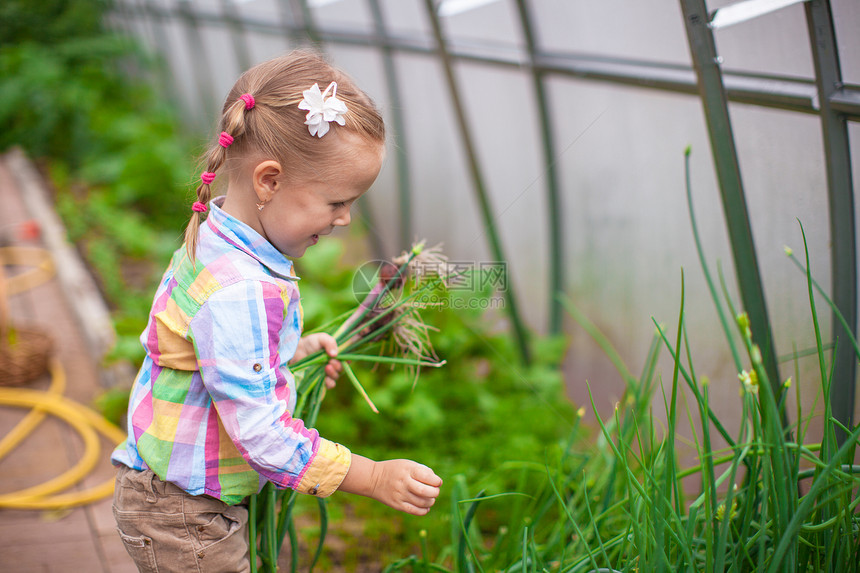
[{"xmin": 112, "ymin": 197, "xmax": 351, "ymax": 505}]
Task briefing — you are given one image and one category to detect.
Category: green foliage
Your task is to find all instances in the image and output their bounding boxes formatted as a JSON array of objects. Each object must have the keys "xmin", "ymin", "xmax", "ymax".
[
  {"xmin": 0, "ymin": 0, "xmax": 107, "ymax": 47},
  {"xmin": 299, "ymin": 253, "xmax": 576, "ymax": 487},
  {"xmin": 380, "ymin": 257, "xmax": 860, "ymax": 572},
  {"xmin": 93, "ymin": 386, "xmax": 132, "ymax": 427},
  {"xmin": 293, "ymin": 239, "xmax": 359, "ymax": 328},
  {"xmin": 376, "ymin": 158, "xmax": 860, "ymax": 572},
  {"xmin": 1, "ymin": 0, "xmax": 192, "ymax": 335},
  {"xmin": 290, "ymin": 252, "xmax": 577, "ymax": 565}
]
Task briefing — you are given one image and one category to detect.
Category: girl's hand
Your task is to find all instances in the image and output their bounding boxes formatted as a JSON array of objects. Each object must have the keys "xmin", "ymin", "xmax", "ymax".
[
  {"xmin": 291, "ymin": 333, "xmax": 342, "ymax": 389},
  {"xmin": 370, "ymin": 460, "xmax": 443, "ymax": 516},
  {"xmin": 338, "ymin": 455, "xmax": 443, "ymax": 516}
]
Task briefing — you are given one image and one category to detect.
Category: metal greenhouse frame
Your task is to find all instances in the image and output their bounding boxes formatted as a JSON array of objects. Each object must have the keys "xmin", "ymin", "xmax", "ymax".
[{"xmin": 112, "ymin": 0, "xmax": 859, "ymax": 437}]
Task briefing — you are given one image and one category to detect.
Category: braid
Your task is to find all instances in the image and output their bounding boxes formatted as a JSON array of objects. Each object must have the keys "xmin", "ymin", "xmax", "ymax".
[{"xmin": 183, "ymin": 99, "xmax": 252, "ymax": 261}]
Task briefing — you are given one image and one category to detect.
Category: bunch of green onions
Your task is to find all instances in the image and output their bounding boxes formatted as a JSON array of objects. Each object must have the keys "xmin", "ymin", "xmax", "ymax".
[{"xmin": 249, "ymin": 242, "xmax": 449, "ymax": 573}]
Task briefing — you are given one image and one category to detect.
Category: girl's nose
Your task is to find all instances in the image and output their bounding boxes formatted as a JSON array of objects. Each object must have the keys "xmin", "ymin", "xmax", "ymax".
[{"xmin": 333, "ymin": 208, "xmax": 351, "ymax": 226}]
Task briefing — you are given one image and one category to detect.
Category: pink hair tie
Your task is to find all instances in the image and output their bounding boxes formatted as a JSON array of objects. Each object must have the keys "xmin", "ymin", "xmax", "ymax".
[
  {"xmin": 239, "ymin": 93, "xmax": 255, "ymax": 110},
  {"xmin": 192, "ymin": 201, "xmax": 208, "ymax": 213},
  {"xmin": 218, "ymin": 131, "xmax": 234, "ymax": 148},
  {"xmin": 200, "ymin": 171, "xmax": 216, "ymax": 185}
]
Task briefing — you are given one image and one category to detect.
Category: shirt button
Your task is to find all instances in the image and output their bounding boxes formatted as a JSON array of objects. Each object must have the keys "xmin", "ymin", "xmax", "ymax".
[{"xmin": 253, "ymin": 363, "xmax": 262, "ymax": 372}]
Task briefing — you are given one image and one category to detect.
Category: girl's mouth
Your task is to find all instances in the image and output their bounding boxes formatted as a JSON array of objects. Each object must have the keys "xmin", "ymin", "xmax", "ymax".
[{"xmin": 311, "ymin": 234, "xmax": 319, "ymax": 244}]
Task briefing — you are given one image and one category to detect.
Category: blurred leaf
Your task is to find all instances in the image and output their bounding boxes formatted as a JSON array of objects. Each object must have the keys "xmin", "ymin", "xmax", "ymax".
[{"xmin": 93, "ymin": 386, "xmax": 132, "ymax": 427}]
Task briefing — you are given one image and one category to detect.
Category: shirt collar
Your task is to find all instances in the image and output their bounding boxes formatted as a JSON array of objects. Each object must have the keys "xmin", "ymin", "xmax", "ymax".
[{"xmin": 205, "ymin": 196, "xmax": 299, "ymax": 280}]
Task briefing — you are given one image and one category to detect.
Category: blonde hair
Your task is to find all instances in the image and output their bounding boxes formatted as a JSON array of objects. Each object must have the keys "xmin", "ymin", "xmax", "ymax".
[{"xmin": 184, "ymin": 50, "xmax": 385, "ymax": 258}]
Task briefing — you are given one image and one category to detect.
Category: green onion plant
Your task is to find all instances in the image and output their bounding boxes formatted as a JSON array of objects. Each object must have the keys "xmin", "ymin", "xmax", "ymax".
[
  {"xmin": 249, "ymin": 242, "xmax": 451, "ymax": 572},
  {"xmin": 381, "ymin": 156, "xmax": 860, "ymax": 572}
]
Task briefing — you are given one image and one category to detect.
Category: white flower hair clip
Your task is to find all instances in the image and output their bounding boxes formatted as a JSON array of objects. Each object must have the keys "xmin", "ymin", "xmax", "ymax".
[{"xmin": 298, "ymin": 81, "xmax": 348, "ymax": 138}]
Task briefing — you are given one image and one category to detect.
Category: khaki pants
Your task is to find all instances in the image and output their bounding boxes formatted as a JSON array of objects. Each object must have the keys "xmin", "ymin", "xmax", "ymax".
[{"xmin": 113, "ymin": 465, "xmax": 250, "ymax": 573}]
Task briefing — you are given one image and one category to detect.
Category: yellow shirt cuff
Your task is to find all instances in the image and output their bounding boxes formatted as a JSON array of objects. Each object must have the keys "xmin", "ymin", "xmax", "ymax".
[{"xmin": 296, "ymin": 439, "xmax": 351, "ymax": 497}]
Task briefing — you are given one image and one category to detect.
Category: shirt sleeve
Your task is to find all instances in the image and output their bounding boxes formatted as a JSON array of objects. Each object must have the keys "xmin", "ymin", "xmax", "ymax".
[{"xmin": 189, "ymin": 278, "xmax": 351, "ymax": 497}]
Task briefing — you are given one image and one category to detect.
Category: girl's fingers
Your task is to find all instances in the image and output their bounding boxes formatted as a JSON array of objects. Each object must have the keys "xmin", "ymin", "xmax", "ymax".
[
  {"xmin": 399, "ymin": 493, "xmax": 435, "ymax": 515},
  {"xmin": 319, "ymin": 334, "xmax": 339, "ymax": 357},
  {"xmin": 411, "ymin": 464, "xmax": 443, "ymax": 487},
  {"xmin": 322, "ymin": 357, "xmax": 341, "ymax": 389},
  {"xmin": 401, "ymin": 502, "xmax": 431, "ymax": 516},
  {"xmin": 408, "ymin": 481, "xmax": 440, "ymax": 500},
  {"xmin": 415, "ymin": 493, "xmax": 437, "ymax": 509},
  {"xmin": 400, "ymin": 480, "xmax": 439, "ymax": 514}
]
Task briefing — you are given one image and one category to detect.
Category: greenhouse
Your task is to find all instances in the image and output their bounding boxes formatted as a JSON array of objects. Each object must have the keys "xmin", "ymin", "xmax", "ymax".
[{"xmin": 0, "ymin": 0, "xmax": 858, "ymax": 571}]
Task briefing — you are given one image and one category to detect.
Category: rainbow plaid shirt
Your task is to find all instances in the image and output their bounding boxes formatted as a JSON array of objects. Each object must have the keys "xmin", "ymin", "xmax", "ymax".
[{"xmin": 111, "ymin": 197, "xmax": 351, "ymax": 505}]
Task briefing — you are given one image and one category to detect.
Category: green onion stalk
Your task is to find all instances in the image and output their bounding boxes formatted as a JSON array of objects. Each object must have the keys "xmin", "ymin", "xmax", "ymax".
[{"xmin": 249, "ymin": 241, "xmax": 449, "ymax": 573}]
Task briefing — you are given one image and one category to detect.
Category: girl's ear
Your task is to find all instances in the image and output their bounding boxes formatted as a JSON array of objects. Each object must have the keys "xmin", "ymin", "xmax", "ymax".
[{"xmin": 252, "ymin": 160, "xmax": 283, "ymax": 205}]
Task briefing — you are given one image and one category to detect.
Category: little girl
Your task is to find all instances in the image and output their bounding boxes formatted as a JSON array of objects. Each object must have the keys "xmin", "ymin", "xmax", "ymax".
[{"xmin": 111, "ymin": 50, "xmax": 442, "ymax": 572}]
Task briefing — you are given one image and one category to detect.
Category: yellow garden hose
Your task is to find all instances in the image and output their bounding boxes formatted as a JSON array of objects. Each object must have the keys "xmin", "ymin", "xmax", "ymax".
[
  {"xmin": 0, "ymin": 357, "xmax": 66, "ymax": 461},
  {"xmin": 0, "ymin": 246, "xmax": 125, "ymax": 510},
  {"xmin": 1, "ymin": 246, "xmax": 55, "ymax": 296}
]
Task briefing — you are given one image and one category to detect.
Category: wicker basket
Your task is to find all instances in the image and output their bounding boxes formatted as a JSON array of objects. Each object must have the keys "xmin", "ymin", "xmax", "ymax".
[
  {"xmin": 0, "ymin": 247, "xmax": 54, "ymax": 387},
  {"xmin": 0, "ymin": 325, "xmax": 53, "ymax": 387}
]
